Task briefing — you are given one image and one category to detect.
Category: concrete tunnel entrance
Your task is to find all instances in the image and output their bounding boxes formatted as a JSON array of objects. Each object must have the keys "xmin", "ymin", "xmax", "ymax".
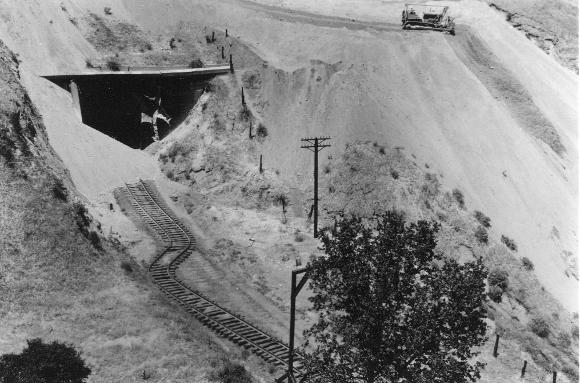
[{"xmin": 42, "ymin": 66, "xmax": 230, "ymax": 149}]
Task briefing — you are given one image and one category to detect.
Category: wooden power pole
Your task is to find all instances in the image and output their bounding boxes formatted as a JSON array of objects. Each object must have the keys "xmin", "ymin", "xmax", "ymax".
[
  {"xmin": 277, "ymin": 267, "xmax": 311, "ymax": 383},
  {"xmin": 300, "ymin": 137, "xmax": 330, "ymax": 238}
]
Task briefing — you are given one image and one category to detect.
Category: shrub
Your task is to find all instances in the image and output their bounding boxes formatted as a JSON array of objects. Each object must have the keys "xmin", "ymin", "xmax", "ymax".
[
  {"xmin": 529, "ymin": 317, "xmax": 550, "ymax": 338},
  {"xmin": 239, "ymin": 106, "xmax": 251, "ymax": 121},
  {"xmin": 556, "ymin": 331, "xmax": 572, "ymax": 348},
  {"xmin": 165, "ymin": 169, "xmax": 174, "ymax": 179},
  {"xmin": 488, "ymin": 268, "xmax": 509, "ymax": 291},
  {"xmin": 474, "ymin": 226, "xmax": 488, "ymax": 245},
  {"xmin": 294, "ymin": 230, "xmax": 305, "ymax": 243},
  {"xmin": 88, "ymin": 231, "xmax": 102, "ymax": 251},
  {"xmin": 474, "ymin": 210, "xmax": 491, "ymax": 228},
  {"xmin": 0, "ymin": 142, "xmax": 15, "ymax": 165},
  {"xmin": 208, "ymin": 359, "xmax": 253, "ymax": 383},
  {"xmin": 73, "ymin": 201, "xmax": 91, "ymax": 231},
  {"xmin": 52, "ymin": 178, "xmax": 68, "ymax": 201},
  {"xmin": 0, "ymin": 338, "xmax": 91, "ymax": 383},
  {"xmin": 106, "ymin": 60, "xmax": 121, "ymax": 71},
  {"xmin": 390, "ymin": 169, "xmax": 399, "ymax": 179},
  {"xmin": 562, "ymin": 364, "xmax": 579, "ymax": 382},
  {"xmin": 256, "ymin": 123, "xmax": 268, "ymax": 138},
  {"xmin": 189, "ymin": 58, "xmax": 203, "ymax": 68},
  {"xmin": 572, "ymin": 324, "xmax": 579, "ymax": 339},
  {"xmin": 501, "ymin": 235, "xmax": 518, "ymax": 252},
  {"xmin": 272, "ymin": 192, "xmax": 288, "ymax": 213},
  {"xmin": 165, "ymin": 141, "xmax": 190, "ymax": 160},
  {"xmin": 120, "ymin": 261, "xmax": 133, "ymax": 274},
  {"xmin": 521, "ymin": 257, "xmax": 534, "ymax": 270},
  {"xmin": 210, "ymin": 116, "xmax": 225, "ymax": 132},
  {"xmin": 488, "ymin": 285, "xmax": 503, "ymax": 303},
  {"xmin": 452, "ymin": 188, "xmax": 465, "ymax": 209},
  {"xmin": 421, "ymin": 173, "xmax": 440, "ymax": 200}
]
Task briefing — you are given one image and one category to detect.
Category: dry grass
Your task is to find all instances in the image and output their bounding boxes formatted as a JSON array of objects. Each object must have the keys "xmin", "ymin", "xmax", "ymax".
[
  {"xmin": 487, "ymin": 0, "xmax": 578, "ymax": 73},
  {"xmin": 319, "ymin": 142, "xmax": 578, "ymax": 382},
  {"xmin": 0, "ymin": 38, "xmax": 262, "ymax": 383}
]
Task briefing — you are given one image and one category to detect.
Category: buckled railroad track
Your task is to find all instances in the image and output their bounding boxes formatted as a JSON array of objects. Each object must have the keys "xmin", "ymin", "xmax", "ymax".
[{"xmin": 124, "ymin": 180, "xmax": 304, "ymax": 376}]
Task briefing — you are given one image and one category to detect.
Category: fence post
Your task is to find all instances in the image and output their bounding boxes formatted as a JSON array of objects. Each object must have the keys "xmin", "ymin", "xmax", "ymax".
[
  {"xmin": 493, "ymin": 334, "xmax": 500, "ymax": 357},
  {"xmin": 520, "ymin": 360, "xmax": 527, "ymax": 378},
  {"xmin": 553, "ymin": 371, "xmax": 557, "ymax": 383},
  {"xmin": 229, "ymin": 54, "xmax": 234, "ymax": 73}
]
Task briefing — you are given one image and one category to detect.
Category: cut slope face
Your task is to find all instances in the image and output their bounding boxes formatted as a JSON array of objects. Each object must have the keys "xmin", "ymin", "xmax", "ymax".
[
  {"xmin": 119, "ymin": 0, "xmax": 577, "ymax": 310},
  {"xmin": 0, "ymin": 0, "xmax": 159, "ymax": 200},
  {"xmin": 0, "ymin": 0, "xmax": 574, "ymax": 311}
]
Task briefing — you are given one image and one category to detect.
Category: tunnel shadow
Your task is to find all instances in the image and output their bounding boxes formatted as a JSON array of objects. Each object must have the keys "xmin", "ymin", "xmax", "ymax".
[{"xmin": 45, "ymin": 72, "xmax": 214, "ymax": 149}]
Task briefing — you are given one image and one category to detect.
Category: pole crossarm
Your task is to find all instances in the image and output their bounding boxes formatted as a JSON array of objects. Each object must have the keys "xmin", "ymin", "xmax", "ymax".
[
  {"xmin": 301, "ymin": 137, "xmax": 331, "ymax": 152},
  {"xmin": 293, "ymin": 267, "xmax": 311, "ymax": 298}
]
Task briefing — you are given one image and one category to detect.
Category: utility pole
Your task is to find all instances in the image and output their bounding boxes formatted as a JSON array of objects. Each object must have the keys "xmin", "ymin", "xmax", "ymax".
[
  {"xmin": 300, "ymin": 137, "xmax": 331, "ymax": 238},
  {"xmin": 277, "ymin": 267, "xmax": 311, "ymax": 383}
]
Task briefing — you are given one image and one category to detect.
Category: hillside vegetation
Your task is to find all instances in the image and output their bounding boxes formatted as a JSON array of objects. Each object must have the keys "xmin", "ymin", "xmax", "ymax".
[
  {"xmin": 0, "ymin": 0, "xmax": 575, "ymax": 382},
  {"xmin": 0, "ymin": 39, "xmax": 264, "ymax": 383},
  {"xmin": 487, "ymin": 0, "xmax": 578, "ymax": 73}
]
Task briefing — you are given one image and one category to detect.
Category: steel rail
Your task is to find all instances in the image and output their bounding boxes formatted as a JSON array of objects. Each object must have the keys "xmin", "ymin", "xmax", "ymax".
[{"xmin": 124, "ymin": 181, "xmax": 305, "ymax": 375}]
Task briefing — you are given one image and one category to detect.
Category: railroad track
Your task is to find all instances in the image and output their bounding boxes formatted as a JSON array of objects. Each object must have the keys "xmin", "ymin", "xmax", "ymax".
[{"xmin": 124, "ymin": 180, "xmax": 305, "ymax": 377}]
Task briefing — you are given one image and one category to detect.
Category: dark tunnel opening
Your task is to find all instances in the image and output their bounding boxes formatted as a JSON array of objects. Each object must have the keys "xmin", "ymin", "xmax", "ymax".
[{"xmin": 43, "ymin": 70, "xmax": 226, "ymax": 149}]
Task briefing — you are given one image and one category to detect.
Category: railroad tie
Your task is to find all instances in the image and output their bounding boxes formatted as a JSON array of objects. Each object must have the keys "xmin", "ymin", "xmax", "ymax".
[{"xmin": 124, "ymin": 180, "xmax": 303, "ymax": 375}]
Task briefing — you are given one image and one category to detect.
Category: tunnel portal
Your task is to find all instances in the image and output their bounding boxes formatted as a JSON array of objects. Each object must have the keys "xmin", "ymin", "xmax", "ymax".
[{"xmin": 43, "ymin": 66, "xmax": 229, "ymax": 149}]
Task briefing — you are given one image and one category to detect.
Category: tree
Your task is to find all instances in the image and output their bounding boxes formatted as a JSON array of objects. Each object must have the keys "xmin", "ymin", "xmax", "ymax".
[
  {"xmin": 0, "ymin": 338, "xmax": 91, "ymax": 383},
  {"xmin": 302, "ymin": 211, "xmax": 487, "ymax": 383}
]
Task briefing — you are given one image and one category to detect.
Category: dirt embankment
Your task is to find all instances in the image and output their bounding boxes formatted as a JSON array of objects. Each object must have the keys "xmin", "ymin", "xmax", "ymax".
[
  {"xmin": 0, "ymin": 0, "xmax": 576, "ymax": 381},
  {"xmin": 0, "ymin": 3, "xmax": 274, "ymax": 382},
  {"xmin": 488, "ymin": 0, "xmax": 578, "ymax": 73}
]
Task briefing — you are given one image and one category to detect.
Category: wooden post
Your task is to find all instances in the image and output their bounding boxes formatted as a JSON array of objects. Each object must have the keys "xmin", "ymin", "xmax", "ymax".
[
  {"xmin": 493, "ymin": 334, "xmax": 499, "ymax": 357},
  {"xmin": 221, "ymin": 46, "xmax": 225, "ymax": 59},
  {"xmin": 211, "ymin": 31, "xmax": 215, "ymax": 42},
  {"xmin": 249, "ymin": 123, "xmax": 253, "ymax": 139},
  {"xmin": 225, "ymin": 28, "xmax": 228, "ymax": 37},
  {"xmin": 259, "ymin": 154, "xmax": 263, "ymax": 173},
  {"xmin": 229, "ymin": 54, "xmax": 234, "ymax": 73},
  {"xmin": 313, "ymin": 138, "xmax": 319, "ymax": 237},
  {"xmin": 285, "ymin": 268, "xmax": 310, "ymax": 383},
  {"xmin": 288, "ymin": 271, "xmax": 297, "ymax": 382},
  {"xmin": 242, "ymin": 87, "xmax": 245, "ymax": 106},
  {"xmin": 553, "ymin": 371, "xmax": 557, "ymax": 383},
  {"xmin": 520, "ymin": 360, "xmax": 527, "ymax": 378},
  {"xmin": 69, "ymin": 80, "xmax": 83, "ymax": 121}
]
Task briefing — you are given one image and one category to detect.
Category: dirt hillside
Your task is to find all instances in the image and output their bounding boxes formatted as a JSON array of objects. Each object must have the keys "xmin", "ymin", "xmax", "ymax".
[
  {"xmin": 0, "ymin": 0, "xmax": 159, "ymax": 201},
  {"xmin": 107, "ymin": 0, "xmax": 578, "ymax": 310},
  {"xmin": 0, "ymin": 0, "xmax": 576, "ymax": 381}
]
